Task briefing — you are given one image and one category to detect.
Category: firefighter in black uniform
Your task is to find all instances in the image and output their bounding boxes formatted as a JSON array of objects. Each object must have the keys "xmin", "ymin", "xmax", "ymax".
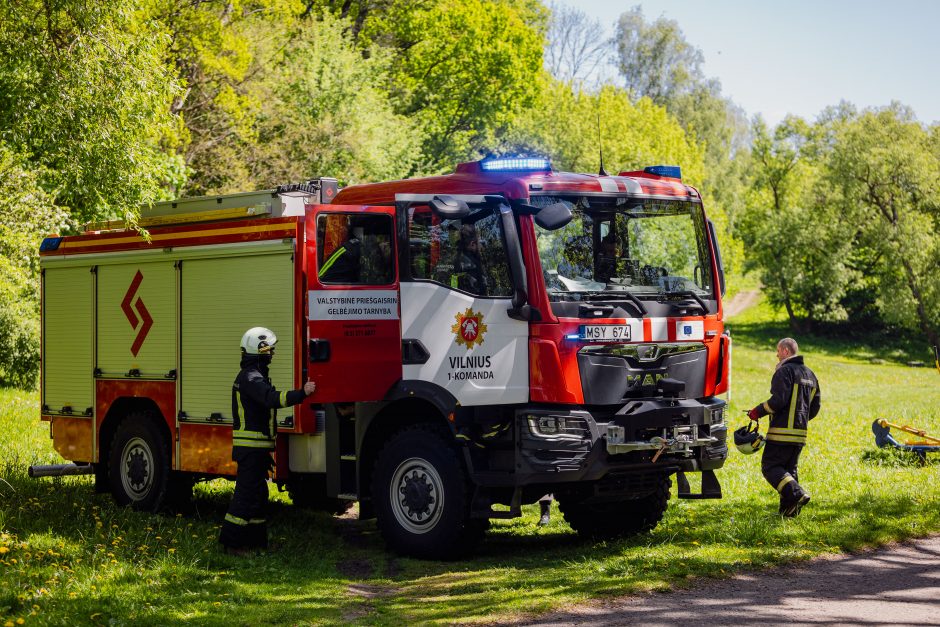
[
  {"xmin": 748, "ymin": 337, "xmax": 821, "ymax": 517},
  {"xmin": 219, "ymin": 326, "xmax": 316, "ymax": 555}
]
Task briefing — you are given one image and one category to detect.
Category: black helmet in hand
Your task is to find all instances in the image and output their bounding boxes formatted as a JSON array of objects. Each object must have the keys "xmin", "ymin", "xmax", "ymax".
[{"xmin": 734, "ymin": 422, "xmax": 765, "ymax": 455}]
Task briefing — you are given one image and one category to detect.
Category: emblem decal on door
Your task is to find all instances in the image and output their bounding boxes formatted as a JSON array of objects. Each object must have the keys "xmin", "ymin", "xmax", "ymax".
[
  {"xmin": 452, "ymin": 308, "xmax": 487, "ymax": 349},
  {"xmin": 121, "ymin": 270, "xmax": 153, "ymax": 356}
]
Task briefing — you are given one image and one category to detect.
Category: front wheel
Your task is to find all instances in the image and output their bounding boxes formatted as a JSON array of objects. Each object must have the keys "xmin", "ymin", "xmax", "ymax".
[
  {"xmin": 108, "ymin": 415, "xmax": 170, "ymax": 512},
  {"xmin": 371, "ymin": 425, "xmax": 478, "ymax": 559},
  {"xmin": 559, "ymin": 475, "xmax": 671, "ymax": 540}
]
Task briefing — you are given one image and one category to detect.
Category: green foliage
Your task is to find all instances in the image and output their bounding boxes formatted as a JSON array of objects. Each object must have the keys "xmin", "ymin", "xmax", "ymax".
[
  {"xmin": 351, "ymin": 0, "xmax": 549, "ymax": 173},
  {"xmin": 824, "ymin": 105, "xmax": 940, "ymax": 346},
  {"xmin": 742, "ymin": 117, "xmax": 859, "ymax": 324},
  {"xmin": 503, "ymin": 81, "xmax": 705, "ymax": 181},
  {"xmin": 140, "ymin": 0, "xmax": 296, "ymax": 195},
  {"xmin": 0, "ymin": 0, "xmax": 185, "ymax": 222},
  {"xmin": 612, "ymin": 5, "xmax": 704, "ymax": 104},
  {"xmin": 249, "ymin": 11, "xmax": 422, "ymax": 186},
  {"xmin": 743, "ymin": 105, "xmax": 940, "ymax": 344},
  {"xmin": 0, "ymin": 148, "xmax": 69, "ymax": 388}
]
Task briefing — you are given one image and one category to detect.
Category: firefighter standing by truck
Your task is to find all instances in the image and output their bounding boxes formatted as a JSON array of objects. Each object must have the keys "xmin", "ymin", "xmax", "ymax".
[
  {"xmin": 747, "ymin": 338, "xmax": 821, "ymax": 517},
  {"xmin": 219, "ymin": 327, "xmax": 317, "ymax": 555}
]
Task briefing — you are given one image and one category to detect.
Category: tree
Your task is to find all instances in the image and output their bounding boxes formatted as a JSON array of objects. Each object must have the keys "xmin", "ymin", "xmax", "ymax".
[
  {"xmin": 500, "ymin": 80, "xmax": 705, "ymax": 183},
  {"xmin": 0, "ymin": 0, "xmax": 184, "ymax": 222},
  {"xmin": 612, "ymin": 5, "xmax": 703, "ymax": 105},
  {"xmin": 139, "ymin": 0, "xmax": 298, "ymax": 195},
  {"xmin": 741, "ymin": 117, "xmax": 860, "ymax": 329},
  {"xmin": 0, "ymin": 148, "xmax": 69, "ymax": 387},
  {"xmin": 0, "ymin": 0, "xmax": 184, "ymax": 386},
  {"xmin": 320, "ymin": 0, "xmax": 549, "ymax": 173},
  {"xmin": 742, "ymin": 105, "xmax": 940, "ymax": 347},
  {"xmin": 826, "ymin": 105, "xmax": 940, "ymax": 348},
  {"xmin": 247, "ymin": 11, "xmax": 422, "ymax": 186},
  {"xmin": 543, "ymin": 1, "xmax": 610, "ymax": 88}
]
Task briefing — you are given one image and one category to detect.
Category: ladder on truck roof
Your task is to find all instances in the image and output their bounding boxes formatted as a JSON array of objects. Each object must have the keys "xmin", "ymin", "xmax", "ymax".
[{"xmin": 83, "ymin": 178, "xmax": 338, "ymax": 232}]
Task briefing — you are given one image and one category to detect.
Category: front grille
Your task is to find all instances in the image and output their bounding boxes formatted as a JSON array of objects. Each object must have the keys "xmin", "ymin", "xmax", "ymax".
[{"xmin": 578, "ymin": 343, "xmax": 708, "ymax": 404}]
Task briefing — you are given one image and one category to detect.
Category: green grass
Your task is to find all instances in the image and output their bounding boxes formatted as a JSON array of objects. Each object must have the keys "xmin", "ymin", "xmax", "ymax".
[{"xmin": 3, "ymin": 294, "xmax": 940, "ymax": 625}]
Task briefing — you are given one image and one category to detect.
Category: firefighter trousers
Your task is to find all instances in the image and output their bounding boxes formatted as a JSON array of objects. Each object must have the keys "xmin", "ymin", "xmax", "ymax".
[
  {"xmin": 761, "ymin": 441, "xmax": 804, "ymax": 495},
  {"xmin": 219, "ymin": 450, "xmax": 273, "ymax": 549}
]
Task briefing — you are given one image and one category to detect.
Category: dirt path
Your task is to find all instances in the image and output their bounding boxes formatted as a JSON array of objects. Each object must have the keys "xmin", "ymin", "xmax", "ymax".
[
  {"xmin": 522, "ymin": 535, "xmax": 940, "ymax": 626},
  {"xmin": 723, "ymin": 289, "xmax": 761, "ymax": 318}
]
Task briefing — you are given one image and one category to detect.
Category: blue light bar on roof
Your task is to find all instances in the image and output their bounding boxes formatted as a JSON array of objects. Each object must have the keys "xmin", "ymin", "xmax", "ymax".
[
  {"xmin": 480, "ymin": 157, "xmax": 552, "ymax": 172},
  {"xmin": 39, "ymin": 236, "xmax": 63, "ymax": 252},
  {"xmin": 644, "ymin": 165, "xmax": 682, "ymax": 179}
]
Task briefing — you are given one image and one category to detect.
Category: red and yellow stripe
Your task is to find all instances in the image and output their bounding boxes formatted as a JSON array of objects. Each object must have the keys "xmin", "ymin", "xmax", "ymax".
[{"xmin": 42, "ymin": 218, "xmax": 300, "ymax": 256}]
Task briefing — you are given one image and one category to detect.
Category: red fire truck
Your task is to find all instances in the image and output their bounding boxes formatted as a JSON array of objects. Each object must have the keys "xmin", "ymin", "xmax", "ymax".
[{"xmin": 34, "ymin": 157, "xmax": 729, "ymax": 558}]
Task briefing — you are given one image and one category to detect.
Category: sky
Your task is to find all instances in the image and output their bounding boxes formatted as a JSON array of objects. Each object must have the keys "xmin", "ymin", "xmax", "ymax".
[{"xmin": 554, "ymin": 0, "xmax": 940, "ymax": 127}]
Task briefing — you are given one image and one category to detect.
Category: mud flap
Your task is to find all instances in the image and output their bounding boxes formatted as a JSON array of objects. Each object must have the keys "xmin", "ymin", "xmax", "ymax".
[{"xmin": 676, "ymin": 469, "xmax": 722, "ymax": 499}]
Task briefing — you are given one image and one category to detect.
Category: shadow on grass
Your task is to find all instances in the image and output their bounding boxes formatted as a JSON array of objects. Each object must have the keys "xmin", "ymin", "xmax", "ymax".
[
  {"xmin": 861, "ymin": 447, "xmax": 940, "ymax": 468},
  {"xmin": 3, "ymin": 453, "xmax": 940, "ymax": 625}
]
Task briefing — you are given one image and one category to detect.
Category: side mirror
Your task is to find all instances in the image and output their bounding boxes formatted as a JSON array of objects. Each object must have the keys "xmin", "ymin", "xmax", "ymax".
[
  {"xmin": 534, "ymin": 202, "xmax": 573, "ymax": 230},
  {"xmin": 429, "ymin": 195, "xmax": 470, "ymax": 219}
]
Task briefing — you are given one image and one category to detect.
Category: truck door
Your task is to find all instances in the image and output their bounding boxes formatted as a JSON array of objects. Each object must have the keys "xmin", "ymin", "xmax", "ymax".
[
  {"xmin": 399, "ymin": 201, "xmax": 529, "ymax": 405},
  {"xmin": 305, "ymin": 205, "xmax": 402, "ymax": 401}
]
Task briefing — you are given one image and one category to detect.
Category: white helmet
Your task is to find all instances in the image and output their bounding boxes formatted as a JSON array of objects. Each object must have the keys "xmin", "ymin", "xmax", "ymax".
[{"xmin": 240, "ymin": 327, "xmax": 278, "ymax": 355}]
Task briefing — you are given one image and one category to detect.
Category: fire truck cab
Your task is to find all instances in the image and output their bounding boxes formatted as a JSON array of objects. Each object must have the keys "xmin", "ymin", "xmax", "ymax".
[{"xmin": 38, "ymin": 157, "xmax": 729, "ymax": 558}]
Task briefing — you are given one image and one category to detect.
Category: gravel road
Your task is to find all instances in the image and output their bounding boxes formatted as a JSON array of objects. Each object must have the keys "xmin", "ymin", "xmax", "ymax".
[{"xmin": 524, "ymin": 535, "xmax": 940, "ymax": 626}]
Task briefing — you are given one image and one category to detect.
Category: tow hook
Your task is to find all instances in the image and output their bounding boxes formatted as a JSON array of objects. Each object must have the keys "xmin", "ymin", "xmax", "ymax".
[{"xmin": 606, "ymin": 423, "xmax": 717, "ymax": 456}]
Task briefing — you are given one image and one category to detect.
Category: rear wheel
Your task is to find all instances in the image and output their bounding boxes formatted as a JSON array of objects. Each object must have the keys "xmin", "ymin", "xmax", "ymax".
[
  {"xmin": 371, "ymin": 424, "xmax": 479, "ymax": 559},
  {"xmin": 108, "ymin": 415, "xmax": 170, "ymax": 512},
  {"xmin": 559, "ymin": 475, "xmax": 671, "ymax": 540}
]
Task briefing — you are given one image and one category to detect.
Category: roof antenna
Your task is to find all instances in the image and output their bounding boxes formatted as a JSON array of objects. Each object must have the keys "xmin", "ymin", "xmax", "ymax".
[{"xmin": 597, "ymin": 111, "xmax": 608, "ymax": 176}]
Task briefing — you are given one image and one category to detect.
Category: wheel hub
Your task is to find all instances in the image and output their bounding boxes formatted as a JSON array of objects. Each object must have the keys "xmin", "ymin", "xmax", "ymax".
[
  {"xmin": 400, "ymin": 470, "xmax": 435, "ymax": 518},
  {"xmin": 122, "ymin": 437, "xmax": 153, "ymax": 499},
  {"xmin": 128, "ymin": 448, "xmax": 148, "ymax": 488},
  {"xmin": 389, "ymin": 457, "xmax": 445, "ymax": 534}
]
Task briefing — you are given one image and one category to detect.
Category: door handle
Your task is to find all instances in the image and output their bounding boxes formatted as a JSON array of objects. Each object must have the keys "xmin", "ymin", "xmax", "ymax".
[{"xmin": 309, "ymin": 338, "xmax": 331, "ymax": 362}]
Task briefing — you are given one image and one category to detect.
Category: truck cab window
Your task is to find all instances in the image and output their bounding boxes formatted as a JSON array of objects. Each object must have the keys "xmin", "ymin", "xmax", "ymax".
[
  {"xmin": 317, "ymin": 214, "xmax": 394, "ymax": 285},
  {"xmin": 408, "ymin": 206, "xmax": 513, "ymax": 297}
]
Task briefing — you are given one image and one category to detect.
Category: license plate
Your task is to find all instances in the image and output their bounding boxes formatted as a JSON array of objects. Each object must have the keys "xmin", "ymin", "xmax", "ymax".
[{"xmin": 579, "ymin": 324, "xmax": 631, "ymax": 342}]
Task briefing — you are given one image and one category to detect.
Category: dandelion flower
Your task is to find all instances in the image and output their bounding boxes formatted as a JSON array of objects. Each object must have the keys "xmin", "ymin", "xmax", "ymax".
[{"xmin": 0, "ymin": 547, "xmax": 9, "ymax": 554}]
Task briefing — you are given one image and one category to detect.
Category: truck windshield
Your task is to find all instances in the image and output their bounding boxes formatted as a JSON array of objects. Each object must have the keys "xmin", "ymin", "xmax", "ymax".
[{"xmin": 532, "ymin": 196, "xmax": 714, "ymax": 301}]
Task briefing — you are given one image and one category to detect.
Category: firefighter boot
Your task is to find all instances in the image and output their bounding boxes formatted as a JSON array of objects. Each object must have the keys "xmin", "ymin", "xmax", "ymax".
[
  {"xmin": 538, "ymin": 499, "xmax": 551, "ymax": 527},
  {"xmin": 780, "ymin": 483, "xmax": 811, "ymax": 518}
]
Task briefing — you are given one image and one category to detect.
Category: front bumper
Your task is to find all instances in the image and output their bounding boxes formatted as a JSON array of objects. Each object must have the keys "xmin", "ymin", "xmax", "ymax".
[{"xmin": 508, "ymin": 397, "xmax": 728, "ymax": 485}]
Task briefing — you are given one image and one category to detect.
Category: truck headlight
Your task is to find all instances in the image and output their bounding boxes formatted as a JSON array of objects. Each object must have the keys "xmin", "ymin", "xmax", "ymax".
[{"xmin": 528, "ymin": 415, "xmax": 566, "ymax": 435}]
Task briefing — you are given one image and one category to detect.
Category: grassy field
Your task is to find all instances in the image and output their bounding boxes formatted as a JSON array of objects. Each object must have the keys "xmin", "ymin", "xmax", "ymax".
[{"xmin": 2, "ymin": 294, "xmax": 939, "ymax": 625}]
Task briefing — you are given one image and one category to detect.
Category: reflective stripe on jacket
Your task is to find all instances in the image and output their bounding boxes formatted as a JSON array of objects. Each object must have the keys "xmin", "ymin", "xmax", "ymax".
[
  {"xmin": 232, "ymin": 357, "xmax": 305, "ymax": 456},
  {"xmin": 755, "ymin": 355, "xmax": 821, "ymax": 445}
]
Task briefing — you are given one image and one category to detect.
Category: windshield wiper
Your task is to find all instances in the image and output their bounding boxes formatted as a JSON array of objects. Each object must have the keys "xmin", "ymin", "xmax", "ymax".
[
  {"xmin": 581, "ymin": 291, "xmax": 648, "ymax": 315},
  {"xmin": 659, "ymin": 290, "xmax": 708, "ymax": 314}
]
